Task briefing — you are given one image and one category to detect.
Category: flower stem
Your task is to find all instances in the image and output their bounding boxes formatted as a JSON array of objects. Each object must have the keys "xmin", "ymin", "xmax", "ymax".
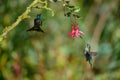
[{"xmin": 79, "ymin": 36, "xmax": 86, "ymax": 44}]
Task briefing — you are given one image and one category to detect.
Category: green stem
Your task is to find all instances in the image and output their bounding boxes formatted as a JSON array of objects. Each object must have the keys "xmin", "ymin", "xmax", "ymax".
[{"xmin": 79, "ymin": 36, "xmax": 86, "ymax": 44}]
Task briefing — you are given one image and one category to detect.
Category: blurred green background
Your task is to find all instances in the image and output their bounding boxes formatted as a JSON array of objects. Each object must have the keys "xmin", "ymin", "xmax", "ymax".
[{"xmin": 0, "ymin": 0, "xmax": 120, "ymax": 80}]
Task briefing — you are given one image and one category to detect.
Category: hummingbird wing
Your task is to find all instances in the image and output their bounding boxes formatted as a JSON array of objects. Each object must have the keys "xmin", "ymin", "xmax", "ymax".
[
  {"xmin": 90, "ymin": 52, "xmax": 97, "ymax": 56},
  {"xmin": 27, "ymin": 27, "xmax": 35, "ymax": 31},
  {"xmin": 36, "ymin": 27, "xmax": 44, "ymax": 33},
  {"xmin": 88, "ymin": 52, "xmax": 97, "ymax": 68},
  {"xmin": 84, "ymin": 52, "xmax": 93, "ymax": 68},
  {"xmin": 27, "ymin": 26, "xmax": 44, "ymax": 33},
  {"xmin": 33, "ymin": 25, "xmax": 44, "ymax": 33}
]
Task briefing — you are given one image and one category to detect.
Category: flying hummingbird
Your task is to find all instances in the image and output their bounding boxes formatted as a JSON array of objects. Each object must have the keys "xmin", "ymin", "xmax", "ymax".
[
  {"xmin": 27, "ymin": 14, "xmax": 44, "ymax": 33},
  {"xmin": 84, "ymin": 43, "xmax": 97, "ymax": 68}
]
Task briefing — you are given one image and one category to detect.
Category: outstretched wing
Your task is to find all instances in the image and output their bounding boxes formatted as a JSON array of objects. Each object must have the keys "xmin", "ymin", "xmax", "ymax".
[
  {"xmin": 90, "ymin": 52, "xmax": 97, "ymax": 56},
  {"xmin": 27, "ymin": 27, "xmax": 34, "ymax": 31},
  {"xmin": 37, "ymin": 27, "xmax": 44, "ymax": 33},
  {"xmin": 27, "ymin": 26, "xmax": 44, "ymax": 33}
]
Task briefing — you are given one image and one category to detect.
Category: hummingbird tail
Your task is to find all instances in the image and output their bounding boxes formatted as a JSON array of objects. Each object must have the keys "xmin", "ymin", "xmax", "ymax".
[{"xmin": 89, "ymin": 59, "xmax": 93, "ymax": 68}]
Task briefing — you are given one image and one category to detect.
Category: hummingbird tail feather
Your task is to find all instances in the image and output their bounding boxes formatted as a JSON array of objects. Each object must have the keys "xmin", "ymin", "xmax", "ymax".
[{"xmin": 89, "ymin": 59, "xmax": 93, "ymax": 68}]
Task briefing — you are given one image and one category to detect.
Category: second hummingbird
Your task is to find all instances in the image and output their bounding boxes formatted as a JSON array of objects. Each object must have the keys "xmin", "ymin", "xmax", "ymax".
[
  {"xmin": 84, "ymin": 43, "xmax": 97, "ymax": 68},
  {"xmin": 27, "ymin": 14, "xmax": 44, "ymax": 33}
]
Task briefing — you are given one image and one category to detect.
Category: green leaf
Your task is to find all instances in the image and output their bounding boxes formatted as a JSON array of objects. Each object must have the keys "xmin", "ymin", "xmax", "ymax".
[{"xmin": 66, "ymin": 12, "xmax": 71, "ymax": 17}]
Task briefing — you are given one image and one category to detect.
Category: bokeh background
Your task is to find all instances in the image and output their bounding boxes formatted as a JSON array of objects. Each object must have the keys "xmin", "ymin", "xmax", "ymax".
[{"xmin": 0, "ymin": 0, "xmax": 120, "ymax": 80}]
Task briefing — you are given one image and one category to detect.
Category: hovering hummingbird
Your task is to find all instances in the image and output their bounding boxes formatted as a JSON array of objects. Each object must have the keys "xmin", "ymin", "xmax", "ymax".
[
  {"xmin": 27, "ymin": 14, "xmax": 44, "ymax": 33},
  {"xmin": 84, "ymin": 43, "xmax": 97, "ymax": 68}
]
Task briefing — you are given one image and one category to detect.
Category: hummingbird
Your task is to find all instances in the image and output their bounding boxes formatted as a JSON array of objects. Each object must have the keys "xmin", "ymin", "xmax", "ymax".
[
  {"xmin": 84, "ymin": 43, "xmax": 97, "ymax": 68},
  {"xmin": 27, "ymin": 14, "xmax": 44, "ymax": 33}
]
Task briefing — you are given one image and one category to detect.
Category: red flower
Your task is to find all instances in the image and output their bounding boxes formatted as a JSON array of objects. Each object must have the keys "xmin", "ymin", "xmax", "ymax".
[{"xmin": 68, "ymin": 24, "xmax": 84, "ymax": 38}]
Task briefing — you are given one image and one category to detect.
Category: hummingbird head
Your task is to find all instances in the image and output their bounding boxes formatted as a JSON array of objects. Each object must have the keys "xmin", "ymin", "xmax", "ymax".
[
  {"xmin": 37, "ymin": 14, "xmax": 41, "ymax": 19},
  {"xmin": 85, "ymin": 43, "xmax": 91, "ymax": 52}
]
